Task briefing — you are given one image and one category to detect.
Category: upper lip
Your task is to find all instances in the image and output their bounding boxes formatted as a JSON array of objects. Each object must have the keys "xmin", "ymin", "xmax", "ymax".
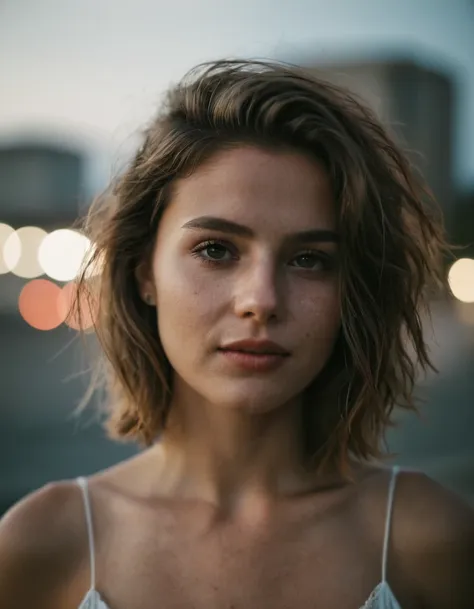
[{"xmin": 219, "ymin": 339, "xmax": 290, "ymax": 356}]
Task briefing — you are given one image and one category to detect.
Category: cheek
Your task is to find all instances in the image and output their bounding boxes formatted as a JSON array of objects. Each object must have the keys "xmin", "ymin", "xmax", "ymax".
[
  {"xmin": 153, "ymin": 255, "xmax": 222, "ymax": 351},
  {"xmin": 156, "ymin": 269, "xmax": 199, "ymax": 330},
  {"xmin": 298, "ymin": 285, "xmax": 341, "ymax": 351}
]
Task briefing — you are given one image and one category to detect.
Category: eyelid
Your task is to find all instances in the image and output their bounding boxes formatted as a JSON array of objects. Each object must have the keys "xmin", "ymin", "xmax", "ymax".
[
  {"xmin": 191, "ymin": 237, "xmax": 237, "ymax": 253},
  {"xmin": 290, "ymin": 247, "xmax": 334, "ymax": 260},
  {"xmin": 289, "ymin": 249, "xmax": 336, "ymax": 270}
]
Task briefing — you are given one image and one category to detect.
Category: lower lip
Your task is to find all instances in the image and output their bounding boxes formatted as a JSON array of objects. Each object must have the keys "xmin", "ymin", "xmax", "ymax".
[{"xmin": 219, "ymin": 349, "xmax": 288, "ymax": 372}]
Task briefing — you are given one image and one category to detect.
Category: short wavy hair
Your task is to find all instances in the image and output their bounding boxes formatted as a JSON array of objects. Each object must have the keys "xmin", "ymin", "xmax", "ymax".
[{"xmin": 77, "ymin": 59, "xmax": 448, "ymax": 472}]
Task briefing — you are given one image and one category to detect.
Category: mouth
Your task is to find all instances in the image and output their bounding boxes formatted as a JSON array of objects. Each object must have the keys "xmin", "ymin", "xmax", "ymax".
[
  {"xmin": 219, "ymin": 349, "xmax": 288, "ymax": 357},
  {"xmin": 219, "ymin": 339, "xmax": 290, "ymax": 357},
  {"xmin": 217, "ymin": 339, "xmax": 290, "ymax": 372}
]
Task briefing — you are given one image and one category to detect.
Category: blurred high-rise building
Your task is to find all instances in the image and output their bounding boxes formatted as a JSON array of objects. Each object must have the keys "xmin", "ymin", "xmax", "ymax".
[{"xmin": 306, "ymin": 58, "xmax": 455, "ymax": 233}]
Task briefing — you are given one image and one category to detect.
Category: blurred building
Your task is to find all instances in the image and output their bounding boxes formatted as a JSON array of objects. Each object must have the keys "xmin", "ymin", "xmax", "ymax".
[
  {"xmin": 306, "ymin": 58, "xmax": 455, "ymax": 232},
  {"xmin": 454, "ymin": 189, "xmax": 474, "ymax": 259}
]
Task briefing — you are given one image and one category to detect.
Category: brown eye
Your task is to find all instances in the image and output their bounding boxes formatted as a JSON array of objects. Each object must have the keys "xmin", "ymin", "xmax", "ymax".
[
  {"xmin": 203, "ymin": 243, "xmax": 229, "ymax": 260},
  {"xmin": 291, "ymin": 252, "xmax": 324, "ymax": 270},
  {"xmin": 289, "ymin": 250, "xmax": 336, "ymax": 272},
  {"xmin": 191, "ymin": 239, "xmax": 236, "ymax": 264},
  {"xmin": 296, "ymin": 254, "xmax": 318, "ymax": 268}
]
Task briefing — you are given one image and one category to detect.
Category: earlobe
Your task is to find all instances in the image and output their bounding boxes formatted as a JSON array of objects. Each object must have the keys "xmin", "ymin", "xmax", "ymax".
[
  {"xmin": 143, "ymin": 292, "xmax": 156, "ymax": 306},
  {"xmin": 135, "ymin": 263, "xmax": 156, "ymax": 306}
]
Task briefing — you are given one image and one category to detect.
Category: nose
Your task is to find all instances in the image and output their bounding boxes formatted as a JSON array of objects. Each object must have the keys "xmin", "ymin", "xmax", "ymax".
[{"xmin": 233, "ymin": 259, "xmax": 281, "ymax": 324}]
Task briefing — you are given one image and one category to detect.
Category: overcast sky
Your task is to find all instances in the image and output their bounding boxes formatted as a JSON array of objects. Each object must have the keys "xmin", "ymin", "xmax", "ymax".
[{"xmin": 0, "ymin": 0, "xmax": 473, "ymax": 192}]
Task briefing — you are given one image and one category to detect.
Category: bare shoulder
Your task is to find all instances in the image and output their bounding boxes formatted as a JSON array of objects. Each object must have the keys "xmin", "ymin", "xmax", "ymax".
[
  {"xmin": 0, "ymin": 480, "xmax": 88, "ymax": 609},
  {"xmin": 393, "ymin": 469, "xmax": 474, "ymax": 609},
  {"xmin": 394, "ymin": 468, "xmax": 474, "ymax": 530}
]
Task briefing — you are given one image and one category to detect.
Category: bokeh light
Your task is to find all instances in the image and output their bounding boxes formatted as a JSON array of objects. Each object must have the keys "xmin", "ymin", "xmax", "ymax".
[
  {"xmin": 83, "ymin": 244, "xmax": 104, "ymax": 278},
  {"xmin": 448, "ymin": 258, "xmax": 474, "ymax": 303},
  {"xmin": 58, "ymin": 281, "xmax": 97, "ymax": 331},
  {"xmin": 0, "ymin": 223, "xmax": 16, "ymax": 274},
  {"xmin": 18, "ymin": 279, "xmax": 66, "ymax": 330},
  {"xmin": 2, "ymin": 227, "xmax": 21, "ymax": 274},
  {"xmin": 38, "ymin": 229, "xmax": 91, "ymax": 281},
  {"xmin": 4, "ymin": 226, "xmax": 47, "ymax": 278}
]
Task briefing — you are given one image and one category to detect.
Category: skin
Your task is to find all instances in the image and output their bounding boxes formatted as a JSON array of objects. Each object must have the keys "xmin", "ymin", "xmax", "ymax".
[
  {"xmin": 0, "ymin": 146, "xmax": 473, "ymax": 609},
  {"xmin": 139, "ymin": 144, "xmax": 341, "ymax": 509}
]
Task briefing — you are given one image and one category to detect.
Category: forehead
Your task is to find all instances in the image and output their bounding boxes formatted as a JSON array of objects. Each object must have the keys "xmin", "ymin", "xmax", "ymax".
[{"xmin": 164, "ymin": 145, "xmax": 336, "ymax": 233}]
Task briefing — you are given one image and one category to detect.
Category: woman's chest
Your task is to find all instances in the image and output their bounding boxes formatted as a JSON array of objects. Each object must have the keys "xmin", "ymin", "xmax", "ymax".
[{"xmin": 96, "ymin": 510, "xmax": 382, "ymax": 609}]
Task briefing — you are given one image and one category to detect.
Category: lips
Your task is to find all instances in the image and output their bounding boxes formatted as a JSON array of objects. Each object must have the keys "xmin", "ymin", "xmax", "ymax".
[
  {"xmin": 218, "ymin": 341, "xmax": 289, "ymax": 373},
  {"xmin": 219, "ymin": 339, "xmax": 290, "ymax": 356}
]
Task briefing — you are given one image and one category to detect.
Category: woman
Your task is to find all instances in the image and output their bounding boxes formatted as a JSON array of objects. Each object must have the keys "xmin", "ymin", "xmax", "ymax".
[{"xmin": 0, "ymin": 60, "xmax": 473, "ymax": 609}]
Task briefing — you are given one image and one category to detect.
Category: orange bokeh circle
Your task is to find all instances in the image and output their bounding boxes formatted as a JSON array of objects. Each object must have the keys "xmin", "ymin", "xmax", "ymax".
[
  {"xmin": 58, "ymin": 281, "xmax": 97, "ymax": 331},
  {"xmin": 18, "ymin": 279, "xmax": 66, "ymax": 331}
]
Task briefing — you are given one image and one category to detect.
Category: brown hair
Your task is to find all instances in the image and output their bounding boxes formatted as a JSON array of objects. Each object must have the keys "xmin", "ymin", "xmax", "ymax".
[{"xmin": 77, "ymin": 59, "xmax": 448, "ymax": 471}]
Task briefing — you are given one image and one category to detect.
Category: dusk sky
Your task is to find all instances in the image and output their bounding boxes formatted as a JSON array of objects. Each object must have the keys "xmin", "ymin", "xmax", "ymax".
[{"xmin": 1, "ymin": 0, "xmax": 473, "ymax": 192}]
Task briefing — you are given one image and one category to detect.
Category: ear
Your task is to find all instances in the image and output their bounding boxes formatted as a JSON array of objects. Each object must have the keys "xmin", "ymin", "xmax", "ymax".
[{"xmin": 135, "ymin": 260, "xmax": 156, "ymax": 305}]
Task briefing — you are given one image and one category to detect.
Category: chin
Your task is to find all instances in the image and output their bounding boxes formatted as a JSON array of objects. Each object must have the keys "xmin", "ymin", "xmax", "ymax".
[{"xmin": 202, "ymin": 381, "xmax": 301, "ymax": 415}]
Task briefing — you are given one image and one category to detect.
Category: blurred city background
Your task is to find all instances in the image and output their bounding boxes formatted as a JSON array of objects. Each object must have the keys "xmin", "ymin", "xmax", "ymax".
[{"xmin": 0, "ymin": 0, "xmax": 473, "ymax": 514}]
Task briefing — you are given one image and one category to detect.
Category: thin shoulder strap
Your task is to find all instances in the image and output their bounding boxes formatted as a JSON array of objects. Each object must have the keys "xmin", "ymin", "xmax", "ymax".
[
  {"xmin": 76, "ymin": 476, "xmax": 96, "ymax": 589},
  {"xmin": 381, "ymin": 465, "xmax": 400, "ymax": 582}
]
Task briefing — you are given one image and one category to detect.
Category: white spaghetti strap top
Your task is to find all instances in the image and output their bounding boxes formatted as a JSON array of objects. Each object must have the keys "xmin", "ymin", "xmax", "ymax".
[
  {"xmin": 362, "ymin": 465, "xmax": 402, "ymax": 609},
  {"xmin": 76, "ymin": 476, "xmax": 110, "ymax": 609},
  {"xmin": 382, "ymin": 465, "xmax": 400, "ymax": 584},
  {"xmin": 75, "ymin": 466, "xmax": 402, "ymax": 609}
]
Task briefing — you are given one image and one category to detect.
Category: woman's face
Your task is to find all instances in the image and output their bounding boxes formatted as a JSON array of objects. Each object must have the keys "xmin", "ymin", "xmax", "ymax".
[{"xmin": 143, "ymin": 145, "xmax": 341, "ymax": 414}]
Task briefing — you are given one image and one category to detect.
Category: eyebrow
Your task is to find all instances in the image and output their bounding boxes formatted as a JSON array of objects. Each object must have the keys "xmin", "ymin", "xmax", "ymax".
[{"xmin": 181, "ymin": 216, "xmax": 339, "ymax": 244}]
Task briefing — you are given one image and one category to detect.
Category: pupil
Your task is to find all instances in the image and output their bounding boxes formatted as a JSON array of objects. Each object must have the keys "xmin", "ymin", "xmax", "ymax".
[
  {"xmin": 208, "ymin": 245, "xmax": 226, "ymax": 259},
  {"xmin": 298, "ymin": 254, "xmax": 314, "ymax": 268}
]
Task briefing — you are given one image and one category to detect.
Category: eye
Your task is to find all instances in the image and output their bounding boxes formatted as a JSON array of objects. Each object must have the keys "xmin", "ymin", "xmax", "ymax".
[
  {"xmin": 290, "ymin": 251, "xmax": 331, "ymax": 271},
  {"xmin": 191, "ymin": 240, "xmax": 236, "ymax": 263}
]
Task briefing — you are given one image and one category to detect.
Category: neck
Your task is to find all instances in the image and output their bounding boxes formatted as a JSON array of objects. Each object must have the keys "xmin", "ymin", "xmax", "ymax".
[{"xmin": 150, "ymin": 386, "xmax": 338, "ymax": 517}]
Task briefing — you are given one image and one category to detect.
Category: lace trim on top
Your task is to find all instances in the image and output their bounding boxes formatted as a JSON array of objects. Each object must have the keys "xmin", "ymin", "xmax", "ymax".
[
  {"xmin": 79, "ymin": 582, "xmax": 402, "ymax": 609},
  {"xmin": 360, "ymin": 581, "xmax": 402, "ymax": 609}
]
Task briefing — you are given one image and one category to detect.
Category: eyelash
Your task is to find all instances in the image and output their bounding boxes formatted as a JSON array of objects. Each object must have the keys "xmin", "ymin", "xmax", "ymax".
[
  {"xmin": 190, "ymin": 239, "xmax": 335, "ymax": 271},
  {"xmin": 191, "ymin": 239, "xmax": 237, "ymax": 266}
]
